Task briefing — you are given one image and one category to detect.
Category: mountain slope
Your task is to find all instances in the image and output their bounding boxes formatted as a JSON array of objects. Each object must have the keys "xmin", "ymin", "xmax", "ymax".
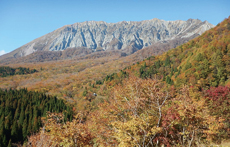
[
  {"xmin": 0, "ymin": 18, "xmax": 214, "ymax": 63},
  {"xmin": 26, "ymin": 17, "xmax": 230, "ymax": 147},
  {"xmin": 104, "ymin": 16, "xmax": 230, "ymax": 89}
]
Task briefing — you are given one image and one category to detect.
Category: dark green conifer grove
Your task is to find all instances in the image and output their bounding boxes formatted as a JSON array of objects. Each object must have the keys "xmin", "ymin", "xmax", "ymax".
[
  {"xmin": 0, "ymin": 66, "xmax": 37, "ymax": 77},
  {"xmin": 0, "ymin": 88, "xmax": 73, "ymax": 146}
]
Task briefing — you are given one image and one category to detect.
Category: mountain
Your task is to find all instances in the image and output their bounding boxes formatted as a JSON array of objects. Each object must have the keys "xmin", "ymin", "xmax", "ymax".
[
  {"xmin": 0, "ymin": 18, "xmax": 214, "ymax": 63},
  {"xmin": 106, "ymin": 16, "xmax": 230, "ymax": 88},
  {"xmin": 26, "ymin": 17, "xmax": 230, "ymax": 147}
]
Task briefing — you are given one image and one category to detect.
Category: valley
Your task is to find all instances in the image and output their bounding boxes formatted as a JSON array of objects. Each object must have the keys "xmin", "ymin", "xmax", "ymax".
[{"xmin": 0, "ymin": 16, "xmax": 230, "ymax": 146}]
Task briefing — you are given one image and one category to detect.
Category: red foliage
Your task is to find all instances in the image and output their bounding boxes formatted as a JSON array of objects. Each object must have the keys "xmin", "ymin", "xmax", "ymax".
[
  {"xmin": 204, "ymin": 86, "xmax": 230, "ymax": 139},
  {"xmin": 205, "ymin": 86, "xmax": 230, "ymax": 105}
]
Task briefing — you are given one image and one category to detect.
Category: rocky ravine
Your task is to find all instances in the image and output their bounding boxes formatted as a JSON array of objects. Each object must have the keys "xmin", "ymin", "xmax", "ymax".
[{"xmin": 0, "ymin": 18, "xmax": 214, "ymax": 62}]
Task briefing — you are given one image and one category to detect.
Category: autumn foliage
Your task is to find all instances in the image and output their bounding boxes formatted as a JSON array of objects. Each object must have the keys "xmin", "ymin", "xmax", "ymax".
[
  {"xmin": 1, "ymin": 17, "xmax": 230, "ymax": 146},
  {"xmin": 27, "ymin": 77, "xmax": 228, "ymax": 146}
]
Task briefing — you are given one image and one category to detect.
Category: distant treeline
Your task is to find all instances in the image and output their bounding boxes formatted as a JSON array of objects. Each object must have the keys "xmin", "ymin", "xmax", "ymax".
[
  {"xmin": 0, "ymin": 66, "xmax": 37, "ymax": 77},
  {"xmin": 0, "ymin": 88, "xmax": 73, "ymax": 146}
]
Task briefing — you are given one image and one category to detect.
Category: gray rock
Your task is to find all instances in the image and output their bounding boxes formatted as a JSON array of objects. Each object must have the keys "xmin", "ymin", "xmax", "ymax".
[{"xmin": 3, "ymin": 18, "xmax": 215, "ymax": 58}]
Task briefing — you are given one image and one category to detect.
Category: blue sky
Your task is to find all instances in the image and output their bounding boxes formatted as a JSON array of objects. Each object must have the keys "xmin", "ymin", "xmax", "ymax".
[{"xmin": 0, "ymin": 0, "xmax": 229, "ymax": 55}]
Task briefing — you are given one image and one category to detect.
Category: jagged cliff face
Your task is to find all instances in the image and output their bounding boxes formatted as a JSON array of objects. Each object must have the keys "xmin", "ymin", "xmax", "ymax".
[{"xmin": 1, "ymin": 18, "xmax": 214, "ymax": 60}]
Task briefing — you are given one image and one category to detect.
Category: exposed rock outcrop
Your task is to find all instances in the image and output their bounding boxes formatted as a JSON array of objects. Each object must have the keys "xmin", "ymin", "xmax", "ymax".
[{"xmin": 0, "ymin": 18, "xmax": 214, "ymax": 62}]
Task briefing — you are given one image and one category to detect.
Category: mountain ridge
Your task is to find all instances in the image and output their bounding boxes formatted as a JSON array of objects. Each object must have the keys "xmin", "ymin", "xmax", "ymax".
[{"xmin": 0, "ymin": 18, "xmax": 214, "ymax": 63}]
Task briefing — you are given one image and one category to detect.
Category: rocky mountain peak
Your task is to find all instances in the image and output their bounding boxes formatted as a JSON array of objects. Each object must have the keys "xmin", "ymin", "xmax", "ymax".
[{"xmin": 0, "ymin": 18, "xmax": 215, "ymax": 62}]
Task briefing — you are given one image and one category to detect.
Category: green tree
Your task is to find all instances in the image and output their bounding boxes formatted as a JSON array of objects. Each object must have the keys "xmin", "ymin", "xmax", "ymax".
[
  {"xmin": 33, "ymin": 117, "xmax": 39, "ymax": 132},
  {"xmin": 196, "ymin": 53, "xmax": 204, "ymax": 61},
  {"xmin": 165, "ymin": 56, "xmax": 170, "ymax": 66},
  {"xmin": 2, "ymin": 135, "xmax": 7, "ymax": 147},
  {"xmin": 82, "ymin": 89, "xmax": 88, "ymax": 97},
  {"xmin": 11, "ymin": 121, "xmax": 18, "ymax": 142},
  {"xmin": 184, "ymin": 61, "xmax": 192, "ymax": 71},
  {"xmin": 22, "ymin": 118, "xmax": 28, "ymax": 140},
  {"xmin": 7, "ymin": 139, "xmax": 12, "ymax": 147},
  {"xmin": 19, "ymin": 108, "xmax": 25, "ymax": 126}
]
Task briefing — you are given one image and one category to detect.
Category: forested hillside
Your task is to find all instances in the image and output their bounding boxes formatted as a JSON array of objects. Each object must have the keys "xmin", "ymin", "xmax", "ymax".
[
  {"xmin": 102, "ymin": 16, "xmax": 230, "ymax": 88},
  {"xmin": 0, "ymin": 66, "xmax": 37, "ymax": 77},
  {"xmin": 0, "ymin": 88, "xmax": 73, "ymax": 146},
  {"xmin": 25, "ymin": 17, "xmax": 230, "ymax": 146}
]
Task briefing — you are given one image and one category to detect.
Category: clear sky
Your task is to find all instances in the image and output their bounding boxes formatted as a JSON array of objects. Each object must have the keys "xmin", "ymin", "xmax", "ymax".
[{"xmin": 0, "ymin": 0, "xmax": 229, "ymax": 55}]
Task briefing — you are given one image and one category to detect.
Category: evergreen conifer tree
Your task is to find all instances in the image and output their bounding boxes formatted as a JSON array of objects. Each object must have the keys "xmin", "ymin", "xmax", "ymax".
[
  {"xmin": 11, "ymin": 121, "xmax": 18, "ymax": 142},
  {"xmin": 22, "ymin": 118, "xmax": 28, "ymax": 140},
  {"xmin": 7, "ymin": 139, "xmax": 12, "ymax": 147}
]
